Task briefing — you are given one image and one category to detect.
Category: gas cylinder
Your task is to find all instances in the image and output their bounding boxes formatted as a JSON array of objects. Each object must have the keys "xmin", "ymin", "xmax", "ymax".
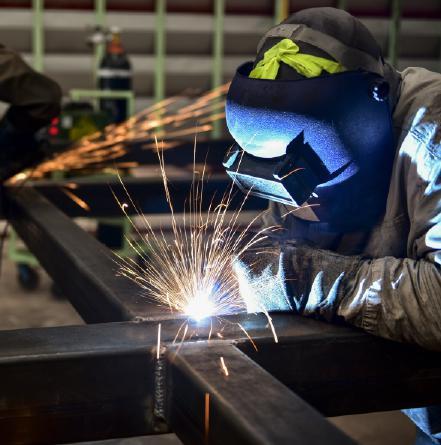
[{"xmin": 97, "ymin": 27, "xmax": 132, "ymax": 124}]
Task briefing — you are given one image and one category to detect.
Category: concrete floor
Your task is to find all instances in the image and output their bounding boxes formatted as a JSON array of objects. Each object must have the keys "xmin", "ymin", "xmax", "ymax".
[{"xmin": 0, "ymin": 248, "xmax": 416, "ymax": 445}]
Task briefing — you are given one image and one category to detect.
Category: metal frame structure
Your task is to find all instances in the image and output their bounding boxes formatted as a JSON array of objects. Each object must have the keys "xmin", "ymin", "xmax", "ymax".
[{"xmin": 1, "ymin": 176, "xmax": 441, "ymax": 444}]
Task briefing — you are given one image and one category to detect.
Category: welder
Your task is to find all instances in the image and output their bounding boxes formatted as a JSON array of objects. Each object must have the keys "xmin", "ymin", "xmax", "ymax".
[
  {"xmin": 0, "ymin": 44, "xmax": 62, "ymax": 181},
  {"xmin": 225, "ymin": 8, "xmax": 441, "ymax": 445}
]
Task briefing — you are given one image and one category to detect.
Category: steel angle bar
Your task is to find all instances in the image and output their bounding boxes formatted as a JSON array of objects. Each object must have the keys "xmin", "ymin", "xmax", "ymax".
[
  {"xmin": 3, "ymin": 186, "xmax": 171, "ymax": 323},
  {"xmin": 167, "ymin": 341, "xmax": 356, "ymax": 445},
  {"xmin": 163, "ymin": 313, "xmax": 441, "ymax": 417},
  {"xmin": 0, "ymin": 321, "xmax": 165, "ymax": 444},
  {"xmin": 121, "ymin": 138, "xmax": 233, "ymax": 166},
  {"xmin": 28, "ymin": 175, "xmax": 266, "ymax": 218},
  {"xmin": 238, "ymin": 327, "xmax": 441, "ymax": 416},
  {"xmin": 0, "ymin": 314, "xmax": 440, "ymax": 443}
]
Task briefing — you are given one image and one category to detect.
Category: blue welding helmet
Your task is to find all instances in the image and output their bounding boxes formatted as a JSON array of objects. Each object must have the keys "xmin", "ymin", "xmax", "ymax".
[{"xmin": 224, "ymin": 61, "xmax": 395, "ymax": 231}]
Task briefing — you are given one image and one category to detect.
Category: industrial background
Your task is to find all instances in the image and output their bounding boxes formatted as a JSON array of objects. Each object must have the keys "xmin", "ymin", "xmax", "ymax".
[{"xmin": 0, "ymin": 1, "xmax": 440, "ymax": 445}]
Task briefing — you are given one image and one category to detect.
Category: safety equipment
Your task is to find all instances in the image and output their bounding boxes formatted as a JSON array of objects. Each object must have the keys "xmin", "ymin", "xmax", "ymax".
[
  {"xmin": 224, "ymin": 61, "xmax": 395, "ymax": 231},
  {"xmin": 98, "ymin": 27, "xmax": 132, "ymax": 124},
  {"xmin": 249, "ymin": 39, "xmax": 344, "ymax": 80}
]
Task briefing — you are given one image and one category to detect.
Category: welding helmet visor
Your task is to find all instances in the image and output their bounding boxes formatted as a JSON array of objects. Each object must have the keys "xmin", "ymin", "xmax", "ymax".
[{"xmin": 224, "ymin": 62, "xmax": 395, "ymax": 231}]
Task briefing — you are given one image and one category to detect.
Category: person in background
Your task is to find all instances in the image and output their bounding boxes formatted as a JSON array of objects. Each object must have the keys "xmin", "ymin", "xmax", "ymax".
[
  {"xmin": 0, "ymin": 44, "xmax": 62, "ymax": 180},
  {"xmin": 225, "ymin": 8, "xmax": 441, "ymax": 445}
]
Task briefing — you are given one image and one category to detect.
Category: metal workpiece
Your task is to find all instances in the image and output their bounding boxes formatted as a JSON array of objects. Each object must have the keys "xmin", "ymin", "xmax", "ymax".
[
  {"xmin": 0, "ymin": 313, "xmax": 366, "ymax": 363},
  {"xmin": 167, "ymin": 341, "xmax": 356, "ymax": 445},
  {"xmin": 3, "ymin": 185, "xmax": 168, "ymax": 323},
  {"xmin": 2, "ymin": 183, "xmax": 441, "ymax": 444},
  {"xmin": 0, "ymin": 314, "xmax": 440, "ymax": 443},
  {"xmin": 26, "ymin": 174, "xmax": 265, "ymax": 218},
  {"xmin": 0, "ymin": 322, "xmax": 162, "ymax": 444},
  {"xmin": 239, "ymin": 329, "xmax": 441, "ymax": 416},
  {"xmin": 0, "ymin": 316, "xmax": 356, "ymax": 445}
]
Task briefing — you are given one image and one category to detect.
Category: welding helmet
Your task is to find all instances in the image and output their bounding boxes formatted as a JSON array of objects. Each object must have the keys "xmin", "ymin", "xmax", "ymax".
[{"xmin": 224, "ymin": 8, "xmax": 399, "ymax": 231}]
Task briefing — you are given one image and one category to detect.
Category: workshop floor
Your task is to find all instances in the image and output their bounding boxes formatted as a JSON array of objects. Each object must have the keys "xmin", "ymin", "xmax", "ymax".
[{"xmin": 0, "ymin": 249, "xmax": 416, "ymax": 445}]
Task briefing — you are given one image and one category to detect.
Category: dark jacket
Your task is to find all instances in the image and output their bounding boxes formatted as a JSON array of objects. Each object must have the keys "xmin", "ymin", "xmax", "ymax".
[{"xmin": 0, "ymin": 44, "xmax": 61, "ymax": 132}]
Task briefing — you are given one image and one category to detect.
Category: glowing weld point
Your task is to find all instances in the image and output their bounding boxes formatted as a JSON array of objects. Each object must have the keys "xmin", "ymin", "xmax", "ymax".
[{"xmin": 185, "ymin": 290, "xmax": 215, "ymax": 322}]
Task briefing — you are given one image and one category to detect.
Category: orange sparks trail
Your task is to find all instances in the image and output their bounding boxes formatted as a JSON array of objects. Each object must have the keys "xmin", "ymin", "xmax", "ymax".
[
  {"xmin": 157, "ymin": 323, "xmax": 161, "ymax": 360},
  {"xmin": 237, "ymin": 323, "xmax": 259, "ymax": 352},
  {"xmin": 61, "ymin": 188, "xmax": 91, "ymax": 212},
  {"xmin": 266, "ymin": 312, "xmax": 279, "ymax": 344},
  {"xmin": 204, "ymin": 392, "xmax": 210, "ymax": 444},
  {"xmin": 8, "ymin": 83, "xmax": 231, "ymax": 183},
  {"xmin": 220, "ymin": 356, "xmax": 229, "ymax": 376}
]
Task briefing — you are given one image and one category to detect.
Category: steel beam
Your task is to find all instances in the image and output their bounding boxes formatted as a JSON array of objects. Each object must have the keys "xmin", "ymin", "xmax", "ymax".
[
  {"xmin": 3, "ymin": 186, "xmax": 170, "ymax": 323},
  {"xmin": 3, "ymin": 173, "xmax": 441, "ymax": 445},
  {"xmin": 0, "ymin": 321, "xmax": 162, "ymax": 444},
  {"xmin": 239, "ymin": 328, "xmax": 441, "ymax": 416},
  {"xmin": 0, "ymin": 314, "xmax": 440, "ymax": 444},
  {"xmin": 24, "ymin": 175, "xmax": 266, "ymax": 218},
  {"xmin": 168, "ymin": 341, "xmax": 356, "ymax": 445},
  {"xmin": 121, "ymin": 138, "xmax": 233, "ymax": 166}
]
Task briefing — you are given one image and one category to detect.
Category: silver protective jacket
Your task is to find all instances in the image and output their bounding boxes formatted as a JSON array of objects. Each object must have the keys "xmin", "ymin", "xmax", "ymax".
[{"xmin": 253, "ymin": 66, "xmax": 441, "ymax": 350}]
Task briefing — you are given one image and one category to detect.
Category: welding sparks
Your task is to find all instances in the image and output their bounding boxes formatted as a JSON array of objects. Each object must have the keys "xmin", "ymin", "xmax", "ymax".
[
  {"xmin": 9, "ymin": 84, "xmax": 230, "ymax": 183},
  {"xmin": 219, "ymin": 356, "xmax": 229, "ymax": 376},
  {"xmin": 237, "ymin": 323, "xmax": 258, "ymax": 352},
  {"xmin": 113, "ymin": 136, "xmax": 281, "ymax": 324},
  {"xmin": 204, "ymin": 392, "xmax": 210, "ymax": 444},
  {"xmin": 61, "ymin": 188, "xmax": 91, "ymax": 212},
  {"xmin": 157, "ymin": 323, "xmax": 161, "ymax": 360}
]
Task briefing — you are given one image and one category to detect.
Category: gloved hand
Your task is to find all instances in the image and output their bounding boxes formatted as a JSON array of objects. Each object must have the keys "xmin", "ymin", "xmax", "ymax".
[
  {"xmin": 233, "ymin": 245, "xmax": 293, "ymax": 314},
  {"xmin": 233, "ymin": 243, "xmax": 362, "ymax": 321}
]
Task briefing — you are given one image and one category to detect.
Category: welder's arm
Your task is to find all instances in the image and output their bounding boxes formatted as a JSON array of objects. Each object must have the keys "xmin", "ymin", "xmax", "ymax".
[
  {"xmin": 0, "ymin": 44, "xmax": 61, "ymax": 132},
  {"xmin": 235, "ymin": 119, "xmax": 441, "ymax": 351},
  {"xmin": 236, "ymin": 220, "xmax": 441, "ymax": 351},
  {"xmin": 335, "ymin": 131, "xmax": 441, "ymax": 351}
]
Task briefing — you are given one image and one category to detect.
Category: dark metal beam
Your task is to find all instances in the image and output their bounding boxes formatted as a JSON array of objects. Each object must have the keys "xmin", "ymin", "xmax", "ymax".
[
  {"xmin": 120, "ymin": 138, "xmax": 232, "ymax": 167},
  {"xmin": 3, "ymin": 186, "xmax": 171, "ymax": 323},
  {"xmin": 26, "ymin": 175, "xmax": 266, "ymax": 218},
  {"xmin": 0, "ymin": 314, "xmax": 440, "ymax": 444},
  {"xmin": 168, "ymin": 342, "xmax": 356, "ymax": 445},
  {"xmin": 238, "ymin": 329, "xmax": 441, "ymax": 416},
  {"xmin": 0, "ymin": 321, "xmax": 163, "ymax": 444}
]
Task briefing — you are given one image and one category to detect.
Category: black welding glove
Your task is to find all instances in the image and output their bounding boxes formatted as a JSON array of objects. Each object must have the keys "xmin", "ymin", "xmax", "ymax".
[
  {"xmin": 0, "ymin": 110, "xmax": 48, "ymax": 181},
  {"xmin": 233, "ymin": 243, "xmax": 362, "ymax": 322}
]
